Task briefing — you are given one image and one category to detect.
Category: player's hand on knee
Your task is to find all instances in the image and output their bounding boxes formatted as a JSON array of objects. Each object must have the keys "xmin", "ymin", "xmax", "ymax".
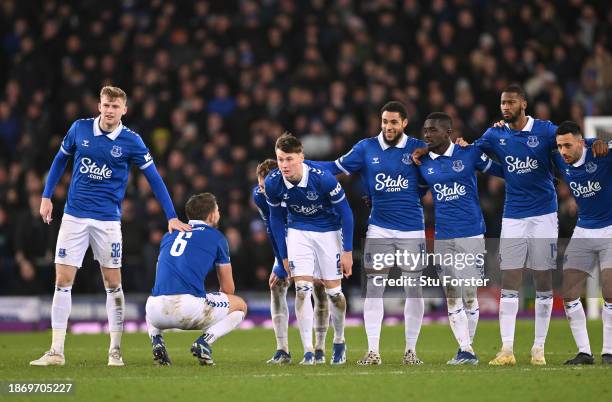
[
  {"xmin": 340, "ymin": 251, "xmax": 353, "ymax": 278},
  {"xmin": 410, "ymin": 147, "xmax": 428, "ymax": 166},
  {"xmin": 40, "ymin": 197, "xmax": 53, "ymax": 224},
  {"xmin": 167, "ymin": 218, "xmax": 192, "ymax": 233},
  {"xmin": 591, "ymin": 139, "xmax": 609, "ymax": 157},
  {"xmin": 269, "ymin": 272, "xmax": 279, "ymax": 288},
  {"xmin": 454, "ymin": 137, "xmax": 469, "ymax": 147},
  {"xmin": 493, "ymin": 119, "xmax": 505, "ymax": 128}
]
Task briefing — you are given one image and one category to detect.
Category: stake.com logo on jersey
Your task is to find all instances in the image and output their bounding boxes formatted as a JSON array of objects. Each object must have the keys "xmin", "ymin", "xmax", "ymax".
[{"xmin": 79, "ymin": 157, "xmax": 113, "ymax": 180}]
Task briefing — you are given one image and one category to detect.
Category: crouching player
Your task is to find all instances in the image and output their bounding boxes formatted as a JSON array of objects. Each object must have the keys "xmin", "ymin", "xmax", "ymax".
[
  {"xmin": 553, "ymin": 121, "xmax": 612, "ymax": 365},
  {"xmin": 266, "ymin": 133, "xmax": 354, "ymax": 365},
  {"xmin": 254, "ymin": 159, "xmax": 330, "ymax": 364},
  {"xmin": 145, "ymin": 193, "xmax": 247, "ymax": 365}
]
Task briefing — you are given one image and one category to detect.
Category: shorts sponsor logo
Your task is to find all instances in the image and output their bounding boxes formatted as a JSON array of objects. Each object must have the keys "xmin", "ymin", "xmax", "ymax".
[
  {"xmin": 505, "ymin": 155, "xmax": 538, "ymax": 174},
  {"xmin": 569, "ymin": 180, "xmax": 601, "ymax": 198},
  {"xmin": 433, "ymin": 182, "xmax": 466, "ymax": 201},
  {"xmin": 374, "ymin": 173, "xmax": 409, "ymax": 192},
  {"xmin": 79, "ymin": 157, "xmax": 112, "ymax": 180}
]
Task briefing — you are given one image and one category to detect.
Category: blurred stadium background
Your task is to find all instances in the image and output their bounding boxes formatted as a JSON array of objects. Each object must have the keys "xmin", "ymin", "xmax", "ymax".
[{"xmin": 0, "ymin": 0, "xmax": 611, "ymax": 332}]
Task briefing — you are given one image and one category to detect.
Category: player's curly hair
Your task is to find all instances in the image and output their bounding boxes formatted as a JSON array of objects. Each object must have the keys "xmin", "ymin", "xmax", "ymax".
[
  {"xmin": 275, "ymin": 132, "xmax": 303, "ymax": 154},
  {"xmin": 256, "ymin": 159, "xmax": 278, "ymax": 178},
  {"xmin": 185, "ymin": 193, "xmax": 217, "ymax": 221}
]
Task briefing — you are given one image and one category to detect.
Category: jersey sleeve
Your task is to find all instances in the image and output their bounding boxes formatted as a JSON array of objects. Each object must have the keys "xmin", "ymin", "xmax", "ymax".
[
  {"xmin": 129, "ymin": 133, "xmax": 154, "ymax": 170},
  {"xmin": 252, "ymin": 188, "xmax": 268, "ymax": 221},
  {"xmin": 473, "ymin": 147, "xmax": 493, "ymax": 172},
  {"xmin": 307, "ymin": 160, "xmax": 343, "ymax": 175},
  {"xmin": 546, "ymin": 121, "xmax": 558, "ymax": 151},
  {"xmin": 323, "ymin": 173, "xmax": 346, "ymax": 204},
  {"xmin": 264, "ymin": 173, "xmax": 282, "ymax": 207},
  {"xmin": 215, "ymin": 236, "xmax": 231, "ymax": 266},
  {"xmin": 334, "ymin": 141, "xmax": 365, "ymax": 175},
  {"xmin": 60, "ymin": 121, "xmax": 78, "ymax": 155},
  {"xmin": 473, "ymin": 128, "xmax": 495, "ymax": 153}
]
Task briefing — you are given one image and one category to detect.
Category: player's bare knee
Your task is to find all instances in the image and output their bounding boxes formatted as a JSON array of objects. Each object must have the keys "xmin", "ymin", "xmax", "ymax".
[
  {"xmin": 55, "ymin": 264, "xmax": 76, "ymax": 287},
  {"xmin": 229, "ymin": 295, "xmax": 247, "ymax": 314},
  {"xmin": 501, "ymin": 270, "xmax": 522, "ymax": 290},
  {"xmin": 533, "ymin": 270, "xmax": 552, "ymax": 291},
  {"xmin": 101, "ymin": 268, "xmax": 122, "ymax": 288},
  {"xmin": 464, "ymin": 298, "xmax": 476, "ymax": 310}
]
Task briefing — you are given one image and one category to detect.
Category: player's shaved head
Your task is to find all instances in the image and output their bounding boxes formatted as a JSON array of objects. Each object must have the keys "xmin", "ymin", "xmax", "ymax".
[
  {"xmin": 186, "ymin": 192, "xmax": 218, "ymax": 221},
  {"xmin": 501, "ymin": 84, "xmax": 527, "ymax": 101},
  {"xmin": 425, "ymin": 112, "xmax": 452, "ymax": 129}
]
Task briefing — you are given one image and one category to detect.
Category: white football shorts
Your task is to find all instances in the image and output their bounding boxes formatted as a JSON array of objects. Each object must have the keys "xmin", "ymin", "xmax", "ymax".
[
  {"xmin": 564, "ymin": 225, "xmax": 612, "ymax": 274},
  {"xmin": 287, "ymin": 228, "xmax": 343, "ymax": 281},
  {"xmin": 54, "ymin": 213, "xmax": 122, "ymax": 268},
  {"xmin": 145, "ymin": 292, "xmax": 230, "ymax": 332},
  {"xmin": 500, "ymin": 212, "xmax": 558, "ymax": 271},
  {"xmin": 363, "ymin": 224, "xmax": 426, "ymax": 272}
]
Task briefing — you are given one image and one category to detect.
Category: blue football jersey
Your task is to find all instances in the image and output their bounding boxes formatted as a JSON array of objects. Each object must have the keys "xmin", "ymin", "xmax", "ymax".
[
  {"xmin": 334, "ymin": 133, "xmax": 427, "ymax": 231},
  {"xmin": 474, "ymin": 117, "xmax": 557, "ymax": 219},
  {"xmin": 419, "ymin": 144, "xmax": 493, "ymax": 239},
  {"xmin": 554, "ymin": 144, "xmax": 612, "ymax": 229},
  {"xmin": 265, "ymin": 163, "xmax": 346, "ymax": 232},
  {"xmin": 60, "ymin": 117, "xmax": 153, "ymax": 221},
  {"xmin": 152, "ymin": 221, "xmax": 231, "ymax": 297}
]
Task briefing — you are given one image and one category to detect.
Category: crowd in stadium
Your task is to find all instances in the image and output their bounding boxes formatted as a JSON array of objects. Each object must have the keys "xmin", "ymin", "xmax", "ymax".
[{"xmin": 0, "ymin": 0, "xmax": 611, "ymax": 295}]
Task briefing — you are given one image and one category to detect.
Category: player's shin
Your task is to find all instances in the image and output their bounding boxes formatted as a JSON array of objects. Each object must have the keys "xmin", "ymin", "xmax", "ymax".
[
  {"xmin": 271, "ymin": 281, "xmax": 290, "ymax": 352},
  {"xmin": 499, "ymin": 289, "xmax": 519, "ymax": 350},
  {"xmin": 447, "ymin": 298, "xmax": 472, "ymax": 352},
  {"xmin": 294, "ymin": 280, "xmax": 314, "ymax": 353},
  {"xmin": 564, "ymin": 299, "xmax": 592, "ymax": 355},
  {"xmin": 106, "ymin": 286, "xmax": 125, "ymax": 351},
  {"xmin": 464, "ymin": 289, "xmax": 480, "ymax": 343},
  {"xmin": 403, "ymin": 288, "xmax": 424, "ymax": 353},
  {"xmin": 534, "ymin": 290, "xmax": 553, "ymax": 348},
  {"xmin": 364, "ymin": 273, "xmax": 386, "ymax": 353},
  {"xmin": 202, "ymin": 311, "xmax": 245, "ymax": 344},
  {"xmin": 326, "ymin": 286, "xmax": 346, "ymax": 343},
  {"xmin": 313, "ymin": 283, "xmax": 330, "ymax": 351},
  {"xmin": 51, "ymin": 286, "xmax": 72, "ymax": 354},
  {"xmin": 602, "ymin": 301, "xmax": 612, "ymax": 355}
]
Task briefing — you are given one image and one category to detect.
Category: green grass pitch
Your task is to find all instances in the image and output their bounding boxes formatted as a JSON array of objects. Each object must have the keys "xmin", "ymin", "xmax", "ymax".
[{"xmin": 1, "ymin": 320, "xmax": 611, "ymax": 402}]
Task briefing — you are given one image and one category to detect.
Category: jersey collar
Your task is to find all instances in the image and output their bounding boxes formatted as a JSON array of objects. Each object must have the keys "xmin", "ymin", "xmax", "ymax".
[
  {"xmin": 428, "ymin": 142, "xmax": 455, "ymax": 160},
  {"xmin": 188, "ymin": 220, "xmax": 208, "ymax": 226},
  {"xmin": 572, "ymin": 147, "xmax": 588, "ymax": 167},
  {"xmin": 377, "ymin": 132, "xmax": 409, "ymax": 150},
  {"xmin": 504, "ymin": 115, "xmax": 534, "ymax": 132},
  {"xmin": 282, "ymin": 163, "xmax": 309, "ymax": 189},
  {"xmin": 93, "ymin": 116, "xmax": 123, "ymax": 140}
]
